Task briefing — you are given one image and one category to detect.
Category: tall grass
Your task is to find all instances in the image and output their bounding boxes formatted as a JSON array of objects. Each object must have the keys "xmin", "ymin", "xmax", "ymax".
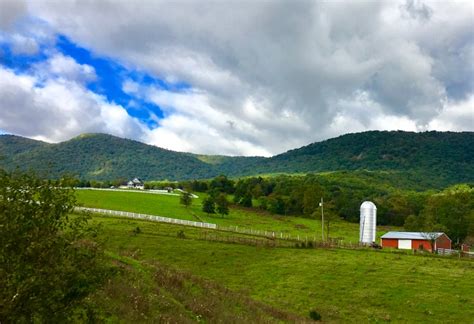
[{"xmin": 90, "ymin": 215, "xmax": 474, "ymax": 323}]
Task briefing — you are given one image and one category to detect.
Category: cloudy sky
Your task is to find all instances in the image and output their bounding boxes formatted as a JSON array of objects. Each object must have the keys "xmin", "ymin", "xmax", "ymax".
[{"xmin": 0, "ymin": 0, "xmax": 472, "ymax": 156}]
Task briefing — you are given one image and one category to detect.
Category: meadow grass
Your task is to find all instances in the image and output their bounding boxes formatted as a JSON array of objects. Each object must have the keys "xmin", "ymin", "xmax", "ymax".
[
  {"xmin": 87, "ymin": 249, "xmax": 304, "ymax": 323},
  {"xmin": 76, "ymin": 189, "xmax": 199, "ymax": 221},
  {"xmin": 90, "ymin": 215, "xmax": 474, "ymax": 323},
  {"xmin": 76, "ymin": 189, "xmax": 399, "ymax": 242}
]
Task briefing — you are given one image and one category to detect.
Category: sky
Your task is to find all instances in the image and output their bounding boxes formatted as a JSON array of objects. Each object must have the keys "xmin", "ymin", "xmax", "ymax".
[{"xmin": 0, "ymin": 0, "xmax": 473, "ymax": 156}]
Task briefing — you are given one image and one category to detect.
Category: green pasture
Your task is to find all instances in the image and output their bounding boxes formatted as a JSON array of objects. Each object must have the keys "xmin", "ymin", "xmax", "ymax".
[
  {"xmin": 75, "ymin": 189, "xmax": 399, "ymax": 242},
  {"xmin": 75, "ymin": 189, "xmax": 199, "ymax": 221},
  {"xmin": 88, "ymin": 215, "xmax": 474, "ymax": 323}
]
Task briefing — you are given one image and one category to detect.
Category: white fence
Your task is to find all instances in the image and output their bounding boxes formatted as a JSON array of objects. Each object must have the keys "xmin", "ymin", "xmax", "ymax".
[
  {"xmin": 437, "ymin": 248, "xmax": 457, "ymax": 255},
  {"xmin": 437, "ymin": 248, "xmax": 474, "ymax": 258},
  {"xmin": 75, "ymin": 207, "xmax": 216, "ymax": 229}
]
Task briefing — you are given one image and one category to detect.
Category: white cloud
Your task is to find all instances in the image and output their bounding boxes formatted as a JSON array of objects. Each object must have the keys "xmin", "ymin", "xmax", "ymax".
[
  {"xmin": 328, "ymin": 92, "xmax": 419, "ymax": 139},
  {"xmin": 124, "ymin": 80, "xmax": 309, "ymax": 155},
  {"xmin": 33, "ymin": 53, "xmax": 96, "ymax": 84},
  {"xmin": 10, "ymin": 33, "xmax": 39, "ymax": 55},
  {"xmin": 0, "ymin": 0, "xmax": 472, "ymax": 155},
  {"xmin": 0, "ymin": 64, "xmax": 145, "ymax": 142},
  {"xmin": 0, "ymin": 0, "xmax": 26, "ymax": 30},
  {"xmin": 428, "ymin": 95, "xmax": 474, "ymax": 131}
]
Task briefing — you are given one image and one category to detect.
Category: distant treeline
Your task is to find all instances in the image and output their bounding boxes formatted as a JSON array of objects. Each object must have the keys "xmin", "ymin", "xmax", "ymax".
[{"xmin": 72, "ymin": 172, "xmax": 474, "ymax": 246}]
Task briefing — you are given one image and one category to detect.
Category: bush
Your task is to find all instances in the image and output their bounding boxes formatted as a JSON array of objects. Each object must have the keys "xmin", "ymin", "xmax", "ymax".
[
  {"xmin": 309, "ymin": 310, "xmax": 322, "ymax": 321},
  {"xmin": 0, "ymin": 171, "xmax": 110, "ymax": 322},
  {"xmin": 177, "ymin": 230, "xmax": 186, "ymax": 239},
  {"xmin": 202, "ymin": 197, "xmax": 216, "ymax": 215},
  {"xmin": 180, "ymin": 191, "xmax": 193, "ymax": 208}
]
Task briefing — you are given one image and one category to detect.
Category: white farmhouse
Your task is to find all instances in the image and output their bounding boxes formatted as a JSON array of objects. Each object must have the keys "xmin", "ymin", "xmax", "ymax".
[{"xmin": 127, "ymin": 178, "xmax": 145, "ymax": 190}]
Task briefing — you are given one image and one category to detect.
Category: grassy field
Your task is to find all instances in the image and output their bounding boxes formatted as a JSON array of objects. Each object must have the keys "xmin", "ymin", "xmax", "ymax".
[
  {"xmin": 76, "ymin": 189, "xmax": 399, "ymax": 242},
  {"xmin": 86, "ymin": 215, "xmax": 474, "ymax": 323},
  {"xmin": 76, "ymin": 189, "xmax": 198, "ymax": 221}
]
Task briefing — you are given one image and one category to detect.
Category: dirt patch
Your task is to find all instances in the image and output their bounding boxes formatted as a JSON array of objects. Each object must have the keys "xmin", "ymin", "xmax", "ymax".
[{"xmin": 295, "ymin": 224, "xmax": 309, "ymax": 230}]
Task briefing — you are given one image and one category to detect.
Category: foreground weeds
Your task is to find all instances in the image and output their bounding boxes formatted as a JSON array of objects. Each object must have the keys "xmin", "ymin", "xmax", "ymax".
[
  {"xmin": 151, "ymin": 261, "xmax": 309, "ymax": 323},
  {"xmin": 86, "ymin": 253, "xmax": 309, "ymax": 323}
]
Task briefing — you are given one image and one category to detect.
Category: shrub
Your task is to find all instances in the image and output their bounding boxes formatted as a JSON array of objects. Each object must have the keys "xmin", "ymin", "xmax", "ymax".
[
  {"xmin": 309, "ymin": 310, "xmax": 322, "ymax": 321},
  {"xmin": 180, "ymin": 191, "xmax": 193, "ymax": 208},
  {"xmin": 202, "ymin": 197, "xmax": 216, "ymax": 215},
  {"xmin": 0, "ymin": 171, "xmax": 110, "ymax": 322},
  {"xmin": 177, "ymin": 230, "xmax": 186, "ymax": 239}
]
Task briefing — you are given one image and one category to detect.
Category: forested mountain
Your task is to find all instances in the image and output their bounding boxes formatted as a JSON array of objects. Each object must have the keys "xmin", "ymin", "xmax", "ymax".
[
  {"xmin": 0, "ymin": 135, "xmax": 50, "ymax": 156},
  {"xmin": 1, "ymin": 131, "xmax": 473, "ymax": 188},
  {"xmin": 250, "ymin": 131, "xmax": 474, "ymax": 186},
  {"xmin": 0, "ymin": 134, "xmax": 217, "ymax": 180}
]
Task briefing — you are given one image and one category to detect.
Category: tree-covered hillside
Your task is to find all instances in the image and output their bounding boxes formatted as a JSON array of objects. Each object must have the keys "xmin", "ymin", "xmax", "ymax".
[
  {"xmin": 0, "ymin": 135, "xmax": 50, "ymax": 157},
  {"xmin": 253, "ymin": 131, "xmax": 474, "ymax": 186},
  {"xmin": 0, "ymin": 134, "xmax": 216, "ymax": 180},
  {"xmin": 1, "ymin": 131, "xmax": 472, "ymax": 188}
]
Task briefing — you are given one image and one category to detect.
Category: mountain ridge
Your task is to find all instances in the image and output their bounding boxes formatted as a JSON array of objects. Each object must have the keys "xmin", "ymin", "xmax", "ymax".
[{"xmin": 1, "ymin": 131, "xmax": 473, "ymax": 187}]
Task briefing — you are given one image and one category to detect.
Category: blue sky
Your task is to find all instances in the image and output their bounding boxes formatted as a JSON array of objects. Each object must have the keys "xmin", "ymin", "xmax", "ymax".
[
  {"xmin": 0, "ymin": 1, "xmax": 472, "ymax": 156},
  {"xmin": 1, "ymin": 33, "xmax": 179, "ymax": 128}
]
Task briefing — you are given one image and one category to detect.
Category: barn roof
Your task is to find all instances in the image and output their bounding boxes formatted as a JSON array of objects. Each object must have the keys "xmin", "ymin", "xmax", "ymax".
[{"xmin": 381, "ymin": 231, "xmax": 446, "ymax": 240}]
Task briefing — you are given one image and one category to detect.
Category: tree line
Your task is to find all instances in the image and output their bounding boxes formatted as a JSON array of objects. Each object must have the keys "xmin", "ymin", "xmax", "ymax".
[{"xmin": 179, "ymin": 174, "xmax": 473, "ymax": 246}]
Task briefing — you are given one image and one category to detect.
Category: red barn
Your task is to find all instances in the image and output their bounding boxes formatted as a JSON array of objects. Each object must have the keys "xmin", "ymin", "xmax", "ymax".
[{"xmin": 380, "ymin": 232, "xmax": 451, "ymax": 252}]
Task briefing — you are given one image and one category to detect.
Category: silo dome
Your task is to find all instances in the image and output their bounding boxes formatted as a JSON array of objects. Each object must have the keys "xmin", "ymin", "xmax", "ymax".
[{"xmin": 360, "ymin": 201, "xmax": 377, "ymax": 244}]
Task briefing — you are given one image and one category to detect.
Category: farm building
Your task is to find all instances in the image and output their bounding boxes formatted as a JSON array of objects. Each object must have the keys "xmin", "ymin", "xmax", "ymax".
[
  {"xmin": 127, "ymin": 178, "xmax": 145, "ymax": 189},
  {"xmin": 380, "ymin": 232, "xmax": 451, "ymax": 252}
]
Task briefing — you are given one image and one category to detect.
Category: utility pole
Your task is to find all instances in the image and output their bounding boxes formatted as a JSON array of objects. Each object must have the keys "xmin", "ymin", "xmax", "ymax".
[{"xmin": 320, "ymin": 197, "xmax": 324, "ymax": 241}]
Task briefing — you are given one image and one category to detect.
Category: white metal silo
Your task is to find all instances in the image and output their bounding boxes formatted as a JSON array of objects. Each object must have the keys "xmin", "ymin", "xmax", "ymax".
[{"xmin": 360, "ymin": 201, "xmax": 377, "ymax": 244}]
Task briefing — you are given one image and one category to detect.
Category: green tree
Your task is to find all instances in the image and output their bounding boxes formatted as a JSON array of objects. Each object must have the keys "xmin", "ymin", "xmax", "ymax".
[
  {"xmin": 202, "ymin": 196, "xmax": 216, "ymax": 215},
  {"xmin": 267, "ymin": 194, "xmax": 287, "ymax": 215},
  {"xmin": 324, "ymin": 205, "xmax": 338, "ymax": 240},
  {"xmin": 251, "ymin": 183, "xmax": 264, "ymax": 198},
  {"xmin": 216, "ymin": 194, "xmax": 230, "ymax": 217},
  {"xmin": 258, "ymin": 196, "xmax": 268, "ymax": 210},
  {"xmin": 240, "ymin": 192, "xmax": 253, "ymax": 208},
  {"xmin": 404, "ymin": 214, "xmax": 421, "ymax": 231},
  {"xmin": 0, "ymin": 171, "xmax": 110, "ymax": 322},
  {"xmin": 303, "ymin": 185, "xmax": 321, "ymax": 216},
  {"xmin": 209, "ymin": 175, "xmax": 235, "ymax": 194},
  {"xmin": 180, "ymin": 191, "xmax": 193, "ymax": 208},
  {"xmin": 420, "ymin": 185, "xmax": 474, "ymax": 245}
]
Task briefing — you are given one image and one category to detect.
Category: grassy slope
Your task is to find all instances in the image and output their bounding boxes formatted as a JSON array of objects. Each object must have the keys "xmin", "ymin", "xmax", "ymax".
[
  {"xmin": 76, "ymin": 190, "xmax": 399, "ymax": 242},
  {"xmin": 90, "ymin": 215, "xmax": 474, "ymax": 323},
  {"xmin": 76, "ymin": 189, "xmax": 199, "ymax": 221},
  {"xmin": 87, "ymin": 250, "xmax": 304, "ymax": 323}
]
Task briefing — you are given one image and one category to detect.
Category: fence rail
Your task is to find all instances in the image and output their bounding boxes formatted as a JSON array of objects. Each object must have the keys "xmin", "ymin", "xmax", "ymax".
[
  {"xmin": 75, "ymin": 207, "xmax": 217, "ymax": 229},
  {"xmin": 437, "ymin": 248, "xmax": 474, "ymax": 258},
  {"xmin": 75, "ymin": 206, "xmax": 363, "ymax": 248},
  {"xmin": 437, "ymin": 248, "xmax": 457, "ymax": 255}
]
